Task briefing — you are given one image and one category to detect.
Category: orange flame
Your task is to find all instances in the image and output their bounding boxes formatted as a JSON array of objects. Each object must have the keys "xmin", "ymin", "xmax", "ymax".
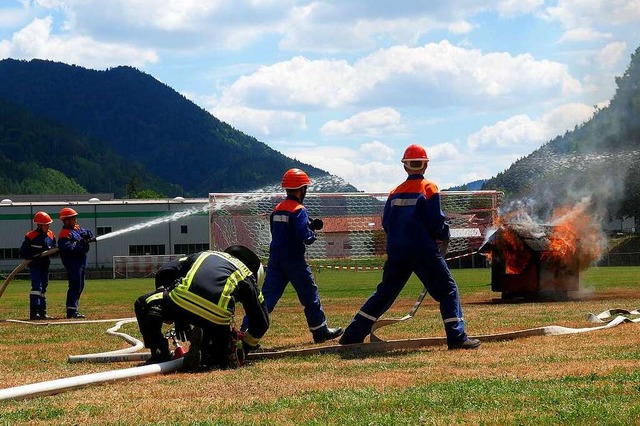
[
  {"xmin": 491, "ymin": 214, "xmax": 532, "ymax": 274},
  {"xmin": 541, "ymin": 200, "xmax": 605, "ymax": 270}
]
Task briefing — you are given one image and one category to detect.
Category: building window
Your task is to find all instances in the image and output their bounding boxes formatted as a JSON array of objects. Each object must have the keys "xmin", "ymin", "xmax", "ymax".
[
  {"xmin": 97, "ymin": 226, "xmax": 112, "ymax": 236},
  {"xmin": 0, "ymin": 248, "xmax": 20, "ymax": 260},
  {"xmin": 174, "ymin": 243, "xmax": 209, "ymax": 255},
  {"xmin": 129, "ymin": 245, "xmax": 166, "ymax": 256},
  {"xmin": 181, "ymin": 225, "xmax": 188, "ymax": 234}
]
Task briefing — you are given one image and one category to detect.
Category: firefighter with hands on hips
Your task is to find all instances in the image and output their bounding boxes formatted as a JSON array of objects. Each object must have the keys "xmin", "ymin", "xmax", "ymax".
[
  {"xmin": 20, "ymin": 211, "xmax": 57, "ymax": 320},
  {"xmin": 58, "ymin": 207, "xmax": 94, "ymax": 319},
  {"xmin": 134, "ymin": 246, "xmax": 269, "ymax": 370},
  {"xmin": 339, "ymin": 144, "xmax": 481, "ymax": 350},
  {"xmin": 242, "ymin": 168, "xmax": 343, "ymax": 344}
]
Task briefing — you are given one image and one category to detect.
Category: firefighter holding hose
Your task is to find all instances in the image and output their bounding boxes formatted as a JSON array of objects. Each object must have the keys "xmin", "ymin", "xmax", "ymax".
[
  {"xmin": 339, "ymin": 144, "xmax": 481, "ymax": 350},
  {"xmin": 20, "ymin": 211, "xmax": 57, "ymax": 320},
  {"xmin": 58, "ymin": 207, "xmax": 94, "ymax": 319},
  {"xmin": 134, "ymin": 246, "xmax": 269, "ymax": 370},
  {"xmin": 242, "ymin": 168, "xmax": 343, "ymax": 344}
]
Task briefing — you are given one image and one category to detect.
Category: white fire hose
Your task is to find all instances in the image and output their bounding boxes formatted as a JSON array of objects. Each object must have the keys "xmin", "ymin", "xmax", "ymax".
[{"xmin": 1, "ymin": 308, "xmax": 638, "ymax": 401}]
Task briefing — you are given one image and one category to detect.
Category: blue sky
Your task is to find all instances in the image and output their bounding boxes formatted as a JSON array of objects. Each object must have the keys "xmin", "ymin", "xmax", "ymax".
[{"xmin": 1, "ymin": 1, "xmax": 639, "ymax": 192}]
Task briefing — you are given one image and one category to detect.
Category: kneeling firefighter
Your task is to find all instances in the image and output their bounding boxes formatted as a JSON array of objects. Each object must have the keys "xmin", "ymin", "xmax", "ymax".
[{"xmin": 134, "ymin": 245, "xmax": 269, "ymax": 370}]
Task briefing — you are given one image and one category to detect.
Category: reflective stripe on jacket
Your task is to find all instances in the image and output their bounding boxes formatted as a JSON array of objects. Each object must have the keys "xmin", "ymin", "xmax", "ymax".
[
  {"xmin": 168, "ymin": 251, "xmax": 260, "ymax": 326},
  {"xmin": 20, "ymin": 229, "xmax": 56, "ymax": 266},
  {"xmin": 383, "ymin": 174, "xmax": 450, "ymax": 259},
  {"xmin": 269, "ymin": 195, "xmax": 316, "ymax": 261}
]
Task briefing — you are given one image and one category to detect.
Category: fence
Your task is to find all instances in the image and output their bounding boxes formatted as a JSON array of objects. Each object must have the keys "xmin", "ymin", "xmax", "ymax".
[{"xmin": 112, "ymin": 254, "xmax": 185, "ymax": 279}]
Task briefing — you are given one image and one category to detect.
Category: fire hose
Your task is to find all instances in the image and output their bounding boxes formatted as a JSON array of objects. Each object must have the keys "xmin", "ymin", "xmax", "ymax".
[
  {"xmin": 0, "ymin": 248, "xmax": 60, "ymax": 300},
  {"xmin": 0, "ymin": 236, "xmax": 98, "ymax": 301},
  {"xmin": 1, "ymin": 307, "xmax": 638, "ymax": 401}
]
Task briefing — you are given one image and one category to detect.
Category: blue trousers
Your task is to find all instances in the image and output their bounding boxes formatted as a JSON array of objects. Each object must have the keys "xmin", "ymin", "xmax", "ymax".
[
  {"xmin": 28, "ymin": 265, "xmax": 49, "ymax": 309},
  {"xmin": 244, "ymin": 258, "xmax": 327, "ymax": 333},
  {"xmin": 342, "ymin": 254, "xmax": 467, "ymax": 344},
  {"xmin": 63, "ymin": 260, "xmax": 86, "ymax": 314}
]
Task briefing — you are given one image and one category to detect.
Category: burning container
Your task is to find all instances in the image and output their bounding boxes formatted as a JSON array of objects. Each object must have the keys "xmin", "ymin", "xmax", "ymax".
[{"xmin": 480, "ymin": 223, "xmax": 580, "ymax": 299}]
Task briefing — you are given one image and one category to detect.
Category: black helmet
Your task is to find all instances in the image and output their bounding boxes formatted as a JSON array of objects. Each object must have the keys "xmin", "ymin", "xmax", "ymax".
[{"xmin": 224, "ymin": 245, "xmax": 263, "ymax": 283}]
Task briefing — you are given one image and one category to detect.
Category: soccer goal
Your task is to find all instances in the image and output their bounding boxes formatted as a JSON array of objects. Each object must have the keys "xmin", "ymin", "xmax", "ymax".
[
  {"xmin": 209, "ymin": 191, "xmax": 503, "ymax": 264},
  {"xmin": 112, "ymin": 254, "xmax": 185, "ymax": 279}
]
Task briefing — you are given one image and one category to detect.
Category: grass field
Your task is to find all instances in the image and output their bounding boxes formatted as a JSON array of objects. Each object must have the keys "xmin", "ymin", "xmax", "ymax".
[{"xmin": 0, "ymin": 266, "xmax": 639, "ymax": 425}]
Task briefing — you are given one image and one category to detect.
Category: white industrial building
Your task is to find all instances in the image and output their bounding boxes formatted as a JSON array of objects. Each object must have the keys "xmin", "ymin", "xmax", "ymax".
[{"xmin": 0, "ymin": 194, "xmax": 210, "ymax": 277}]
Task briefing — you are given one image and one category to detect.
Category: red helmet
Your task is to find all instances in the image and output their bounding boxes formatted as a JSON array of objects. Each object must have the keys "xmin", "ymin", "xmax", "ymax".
[
  {"xmin": 33, "ymin": 211, "xmax": 53, "ymax": 225},
  {"xmin": 401, "ymin": 144, "xmax": 429, "ymax": 163},
  {"xmin": 59, "ymin": 207, "xmax": 78, "ymax": 220},
  {"xmin": 282, "ymin": 168, "xmax": 311, "ymax": 190}
]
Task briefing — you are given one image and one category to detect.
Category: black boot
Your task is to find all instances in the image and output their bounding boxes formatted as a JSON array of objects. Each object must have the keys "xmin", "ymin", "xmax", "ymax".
[
  {"xmin": 30, "ymin": 308, "xmax": 41, "ymax": 321},
  {"xmin": 182, "ymin": 326, "xmax": 204, "ymax": 371},
  {"xmin": 448, "ymin": 337, "xmax": 481, "ymax": 350},
  {"xmin": 312, "ymin": 325, "xmax": 344, "ymax": 343},
  {"xmin": 143, "ymin": 347, "xmax": 172, "ymax": 365},
  {"xmin": 67, "ymin": 310, "xmax": 86, "ymax": 319},
  {"xmin": 39, "ymin": 308, "xmax": 52, "ymax": 320}
]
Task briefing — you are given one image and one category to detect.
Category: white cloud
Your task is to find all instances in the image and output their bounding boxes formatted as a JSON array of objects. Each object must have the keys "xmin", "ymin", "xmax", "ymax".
[
  {"xmin": 211, "ymin": 105, "xmax": 306, "ymax": 138},
  {"xmin": 279, "ymin": 143, "xmax": 405, "ymax": 192},
  {"xmin": 30, "ymin": 0, "xmax": 294, "ymax": 50},
  {"xmin": 597, "ymin": 42, "xmax": 627, "ymax": 71},
  {"xmin": 448, "ymin": 21, "xmax": 474, "ymax": 35},
  {"xmin": 496, "ymin": 0, "xmax": 544, "ymax": 16},
  {"xmin": 426, "ymin": 142, "xmax": 460, "ymax": 160},
  {"xmin": 543, "ymin": 0, "xmax": 640, "ymax": 29},
  {"xmin": 359, "ymin": 141, "xmax": 395, "ymax": 162},
  {"xmin": 216, "ymin": 41, "xmax": 582, "ymax": 112},
  {"xmin": 557, "ymin": 28, "xmax": 611, "ymax": 43},
  {"xmin": 320, "ymin": 107, "xmax": 403, "ymax": 136},
  {"xmin": 3, "ymin": 17, "xmax": 158, "ymax": 68},
  {"xmin": 0, "ymin": 5, "xmax": 28, "ymax": 28},
  {"xmin": 468, "ymin": 103, "xmax": 595, "ymax": 150}
]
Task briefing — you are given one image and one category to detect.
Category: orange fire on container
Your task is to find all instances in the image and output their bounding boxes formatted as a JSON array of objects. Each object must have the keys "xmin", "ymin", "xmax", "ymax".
[
  {"xmin": 487, "ymin": 214, "xmax": 532, "ymax": 274},
  {"xmin": 541, "ymin": 200, "xmax": 605, "ymax": 270}
]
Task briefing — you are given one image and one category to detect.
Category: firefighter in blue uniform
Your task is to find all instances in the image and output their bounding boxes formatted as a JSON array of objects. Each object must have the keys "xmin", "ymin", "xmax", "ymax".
[
  {"xmin": 339, "ymin": 144, "xmax": 481, "ymax": 350},
  {"xmin": 134, "ymin": 246, "xmax": 269, "ymax": 370},
  {"xmin": 20, "ymin": 211, "xmax": 57, "ymax": 320},
  {"xmin": 244, "ymin": 168, "xmax": 342, "ymax": 343},
  {"xmin": 58, "ymin": 207, "xmax": 94, "ymax": 319}
]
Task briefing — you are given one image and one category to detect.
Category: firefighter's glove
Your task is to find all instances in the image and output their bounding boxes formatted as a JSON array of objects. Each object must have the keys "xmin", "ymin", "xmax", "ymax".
[
  {"xmin": 309, "ymin": 218, "xmax": 324, "ymax": 231},
  {"xmin": 80, "ymin": 229, "xmax": 95, "ymax": 242},
  {"xmin": 174, "ymin": 321, "xmax": 190, "ymax": 342},
  {"xmin": 79, "ymin": 229, "xmax": 92, "ymax": 239}
]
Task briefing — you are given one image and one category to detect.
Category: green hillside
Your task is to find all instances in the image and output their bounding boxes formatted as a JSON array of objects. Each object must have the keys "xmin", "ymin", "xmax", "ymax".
[
  {"xmin": 0, "ymin": 99, "xmax": 183, "ymax": 196},
  {"xmin": 0, "ymin": 59, "xmax": 356, "ymax": 196},
  {"xmin": 483, "ymin": 45, "xmax": 640, "ymax": 223}
]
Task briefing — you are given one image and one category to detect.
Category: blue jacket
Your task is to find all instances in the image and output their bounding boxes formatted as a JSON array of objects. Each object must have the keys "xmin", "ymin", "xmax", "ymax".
[
  {"xmin": 383, "ymin": 174, "xmax": 450, "ymax": 260},
  {"xmin": 20, "ymin": 228, "xmax": 56, "ymax": 268},
  {"xmin": 58, "ymin": 224, "xmax": 93, "ymax": 267},
  {"xmin": 269, "ymin": 195, "xmax": 316, "ymax": 262}
]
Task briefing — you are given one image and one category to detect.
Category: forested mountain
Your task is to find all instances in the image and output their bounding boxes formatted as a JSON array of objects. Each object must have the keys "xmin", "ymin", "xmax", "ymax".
[
  {"xmin": 0, "ymin": 99, "xmax": 183, "ymax": 196},
  {"xmin": 483, "ymin": 46, "xmax": 640, "ymax": 222},
  {"xmin": 0, "ymin": 59, "xmax": 356, "ymax": 197}
]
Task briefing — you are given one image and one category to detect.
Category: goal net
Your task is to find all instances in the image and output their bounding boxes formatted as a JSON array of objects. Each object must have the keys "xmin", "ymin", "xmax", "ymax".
[
  {"xmin": 209, "ymin": 191, "xmax": 503, "ymax": 263},
  {"xmin": 112, "ymin": 254, "xmax": 185, "ymax": 279}
]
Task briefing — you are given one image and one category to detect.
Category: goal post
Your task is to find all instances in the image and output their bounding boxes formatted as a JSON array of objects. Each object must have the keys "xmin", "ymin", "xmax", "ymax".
[
  {"xmin": 112, "ymin": 254, "xmax": 186, "ymax": 279},
  {"xmin": 209, "ymin": 191, "xmax": 503, "ymax": 263}
]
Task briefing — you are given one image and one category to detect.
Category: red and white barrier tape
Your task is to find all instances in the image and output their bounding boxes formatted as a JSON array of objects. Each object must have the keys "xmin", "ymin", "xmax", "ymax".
[{"xmin": 315, "ymin": 251, "xmax": 480, "ymax": 271}]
